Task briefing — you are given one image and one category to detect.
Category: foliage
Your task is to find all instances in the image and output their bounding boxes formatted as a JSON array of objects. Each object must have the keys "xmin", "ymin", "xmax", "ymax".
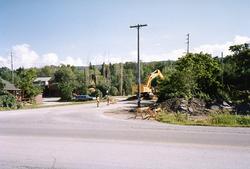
[
  {"xmin": 123, "ymin": 69, "xmax": 135, "ymax": 95},
  {"xmin": 0, "ymin": 67, "xmax": 13, "ymax": 82},
  {"xmin": 109, "ymin": 86, "xmax": 119, "ymax": 96},
  {"xmin": 177, "ymin": 53, "xmax": 221, "ymax": 99},
  {"xmin": 94, "ymin": 89, "xmax": 103, "ymax": 98},
  {"xmin": 53, "ymin": 65, "xmax": 76, "ymax": 101},
  {"xmin": 36, "ymin": 65, "xmax": 58, "ymax": 77},
  {"xmin": 156, "ymin": 112, "xmax": 250, "ymax": 127},
  {"xmin": 0, "ymin": 91, "xmax": 17, "ymax": 108},
  {"xmin": 16, "ymin": 68, "xmax": 41, "ymax": 100},
  {"xmin": 223, "ymin": 43, "xmax": 250, "ymax": 103},
  {"xmin": 158, "ymin": 53, "xmax": 221, "ymax": 101},
  {"xmin": 58, "ymin": 83, "xmax": 75, "ymax": 101},
  {"xmin": 158, "ymin": 70, "xmax": 197, "ymax": 101},
  {"xmin": 210, "ymin": 113, "xmax": 250, "ymax": 126},
  {"xmin": 0, "ymin": 79, "xmax": 4, "ymax": 91},
  {"xmin": 96, "ymin": 83, "xmax": 109, "ymax": 96},
  {"xmin": 75, "ymin": 83, "xmax": 88, "ymax": 95}
]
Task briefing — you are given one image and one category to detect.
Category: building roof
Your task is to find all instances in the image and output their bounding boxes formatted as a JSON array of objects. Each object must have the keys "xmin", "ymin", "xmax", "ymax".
[
  {"xmin": 0, "ymin": 78, "xmax": 20, "ymax": 91},
  {"xmin": 34, "ymin": 77, "xmax": 52, "ymax": 82}
]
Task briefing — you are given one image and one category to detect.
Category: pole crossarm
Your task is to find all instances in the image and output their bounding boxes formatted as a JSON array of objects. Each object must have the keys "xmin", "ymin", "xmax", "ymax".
[{"xmin": 130, "ymin": 24, "xmax": 148, "ymax": 29}]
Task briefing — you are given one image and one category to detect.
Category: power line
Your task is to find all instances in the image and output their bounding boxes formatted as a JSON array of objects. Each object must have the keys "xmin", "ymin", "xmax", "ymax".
[{"xmin": 130, "ymin": 24, "xmax": 148, "ymax": 107}]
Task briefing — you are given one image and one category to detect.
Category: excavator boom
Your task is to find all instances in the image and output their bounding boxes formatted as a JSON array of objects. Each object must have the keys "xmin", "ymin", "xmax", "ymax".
[{"xmin": 145, "ymin": 69, "xmax": 164, "ymax": 88}]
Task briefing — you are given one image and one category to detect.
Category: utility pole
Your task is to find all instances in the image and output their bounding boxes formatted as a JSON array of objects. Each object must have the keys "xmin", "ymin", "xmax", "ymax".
[
  {"xmin": 10, "ymin": 50, "xmax": 14, "ymax": 83},
  {"xmin": 120, "ymin": 62, "xmax": 123, "ymax": 96},
  {"xmin": 130, "ymin": 24, "xmax": 147, "ymax": 107},
  {"xmin": 221, "ymin": 52, "xmax": 224, "ymax": 86},
  {"xmin": 186, "ymin": 33, "xmax": 190, "ymax": 54}
]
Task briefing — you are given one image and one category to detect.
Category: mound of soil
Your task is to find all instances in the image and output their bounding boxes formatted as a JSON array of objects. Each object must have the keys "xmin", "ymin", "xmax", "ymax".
[{"xmin": 159, "ymin": 98, "xmax": 234, "ymax": 115}]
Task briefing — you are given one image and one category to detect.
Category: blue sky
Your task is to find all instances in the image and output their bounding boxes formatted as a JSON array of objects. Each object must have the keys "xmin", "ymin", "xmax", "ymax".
[{"xmin": 0, "ymin": 0, "xmax": 250, "ymax": 68}]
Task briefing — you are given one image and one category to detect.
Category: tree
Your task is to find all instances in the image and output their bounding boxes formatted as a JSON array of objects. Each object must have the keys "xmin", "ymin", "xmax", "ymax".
[
  {"xmin": 0, "ymin": 79, "xmax": 4, "ymax": 91},
  {"xmin": 222, "ymin": 43, "xmax": 250, "ymax": 103},
  {"xmin": 157, "ymin": 53, "xmax": 222, "ymax": 101},
  {"xmin": 0, "ymin": 67, "xmax": 12, "ymax": 82},
  {"xmin": 177, "ymin": 53, "xmax": 221, "ymax": 99},
  {"xmin": 158, "ymin": 69, "xmax": 197, "ymax": 101},
  {"xmin": 123, "ymin": 69, "xmax": 135, "ymax": 95},
  {"xmin": 109, "ymin": 86, "xmax": 119, "ymax": 96},
  {"xmin": 37, "ymin": 65, "xmax": 57, "ymax": 77},
  {"xmin": 16, "ymin": 68, "xmax": 41, "ymax": 100},
  {"xmin": 226, "ymin": 43, "xmax": 250, "ymax": 90},
  {"xmin": 54, "ymin": 65, "xmax": 76, "ymax": 101}
]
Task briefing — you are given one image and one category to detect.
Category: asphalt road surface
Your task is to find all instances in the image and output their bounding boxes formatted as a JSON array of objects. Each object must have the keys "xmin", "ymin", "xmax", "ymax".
[{"xmin": 0, "ymin": 100, "xmax": 250, "ymax": 169}]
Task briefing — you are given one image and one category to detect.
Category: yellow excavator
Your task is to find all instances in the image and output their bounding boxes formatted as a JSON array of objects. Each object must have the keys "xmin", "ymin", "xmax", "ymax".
[{"xmin": 132, "ymin": 69, "xmax": 164, "ymax": 98}]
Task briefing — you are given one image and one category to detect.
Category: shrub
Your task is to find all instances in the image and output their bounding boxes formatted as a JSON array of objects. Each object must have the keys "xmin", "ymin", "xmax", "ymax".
[
  {"xmin": 58, "ymin": 83, "xmax": 74, "ymax": 101},
  {"xmin": 109, "ymin": 86, "xmax": 119, "ymax": 96},
  {"xmin": 0, "ymin": 91, "xmax": 17, "ymax": 108}
]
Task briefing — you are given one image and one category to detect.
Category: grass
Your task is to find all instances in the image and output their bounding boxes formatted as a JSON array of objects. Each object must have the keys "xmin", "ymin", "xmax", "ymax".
[
  {"xmin": 156, "ymin": 112, "xmax": 250, "ymax": 127},
  {"xmin": 0, "ymin": 97, "xmax": 118, "ymax": 111},
  {"xmin": 0, "ymin": 100, "xmax": 100, "ymax": 111}
]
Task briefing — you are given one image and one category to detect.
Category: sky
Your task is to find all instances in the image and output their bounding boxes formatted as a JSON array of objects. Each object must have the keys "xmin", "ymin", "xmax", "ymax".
[{"xmin": 0, "ymin": 0, "xmax": 250, "ymax": 68}]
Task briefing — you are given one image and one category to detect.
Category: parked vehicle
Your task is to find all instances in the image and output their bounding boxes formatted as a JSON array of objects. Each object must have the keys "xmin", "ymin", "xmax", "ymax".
[{"xmin": 75, "ymin": 95, "xmax": 94, "ymax": 101}]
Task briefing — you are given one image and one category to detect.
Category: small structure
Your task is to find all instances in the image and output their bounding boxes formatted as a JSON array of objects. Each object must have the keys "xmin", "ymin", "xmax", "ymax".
[
  {"xmin": 34, "ymin": 77, "xmax": 59, "ymax": 97},
  {"xmin": 0, "ymin": 78, "xmax": 21, "ymax": 95},
  {"xmin": 0, "ymin": 78, "xmax": 21, "ymax": 101},
  {"xmin": 34, "ymin": 77, "xmax": 52, "ymax": 87}
]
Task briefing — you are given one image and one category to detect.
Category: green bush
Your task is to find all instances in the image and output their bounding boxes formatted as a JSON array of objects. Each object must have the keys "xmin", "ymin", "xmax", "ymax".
[
  {"xmin": 109, "ymin": 86, "xmax": 119, "ymax": 96},
  {"xmin": 95, "ymin": 89, "xmax": 103, "ymax": 98},
  {"xmin": 0, "ymin": 91, "xmax": 17, "ymax": 108},
  {"xmin": 58, "ymin": 83, "xmax": 74, "ymax": 101}
]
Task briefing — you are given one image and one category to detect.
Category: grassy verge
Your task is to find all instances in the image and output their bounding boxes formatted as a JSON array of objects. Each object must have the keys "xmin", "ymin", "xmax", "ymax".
[
  {"xmin": 156, "ymin": 112, "xmax": 250, "ymax": 127},
  {"xmin": 0, "ymin": 100, "xmax": 100, "ymax": 111}
]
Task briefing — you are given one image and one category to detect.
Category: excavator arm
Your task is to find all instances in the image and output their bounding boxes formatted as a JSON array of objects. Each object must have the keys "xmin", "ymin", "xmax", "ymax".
[{"xmin": 145, "ymin": 69, "xmax": 164, "ymax": 88}]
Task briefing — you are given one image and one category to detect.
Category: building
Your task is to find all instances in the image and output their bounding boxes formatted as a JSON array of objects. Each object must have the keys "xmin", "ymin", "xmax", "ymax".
[
  {"xmin": 0, "ymin": 78, "xmax": 21, "ymax": 95},
  {"xmin": 34, "ymin": 77, "xmax": 59, "ymax": 97},
  {"xmin": 34, "ymin": 77, "xmax": 52, "ymax": 87},
  {"xmin": 0, "ymin": 78, "xmax": 21, "ymax": 101}
]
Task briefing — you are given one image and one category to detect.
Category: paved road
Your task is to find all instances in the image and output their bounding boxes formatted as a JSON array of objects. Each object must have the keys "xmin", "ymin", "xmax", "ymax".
[{"xmin": 0, "ymin": 100, "xmax": 250, "ymax": 169}]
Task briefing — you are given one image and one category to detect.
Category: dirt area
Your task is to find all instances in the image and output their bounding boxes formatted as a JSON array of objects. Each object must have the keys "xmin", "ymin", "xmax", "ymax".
[
  {"xmin": 104, "ymin": 103, "xmax": 158, "ymax": 120},
  {"xmin": 104, "ymin": 107, "xmax": 136, "ymax": 120}
]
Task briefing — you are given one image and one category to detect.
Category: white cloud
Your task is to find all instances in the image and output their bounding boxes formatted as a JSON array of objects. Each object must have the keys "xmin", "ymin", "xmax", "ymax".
[
  {"xmin": 61, "ymin": 56, "xmax": 84, "ymax": 66},
  {"xmin": 162, "ymin": 49, "xmax": 186, "ymax": 60},
  {"xmin": 41, "ymin": 53, "xmax": 59, "ymax": 66},
  {"xmin": 0, "ymin": 44, "xmax": 86, "ymax": 69},
  {"xmin": 138, "ymin": 35, "xmax": 250, "ymax": 61},
  {"xmin": 13, "ymin": 44, "xmax": 40, "ymax": 68},
  {"xmin": 0, "ymin": 35, "xmax": 249, "ymax": 68},
  {"xmin": 0, "ymin": 56, "xmax": 8, "ymax": 67},
  {"xmin": 234, "ymin": 35, "xmax": 250, "ymax": 44},
  {"xmin": 192, "ymin": 35, "xmax": 250, "ymax": 56}
]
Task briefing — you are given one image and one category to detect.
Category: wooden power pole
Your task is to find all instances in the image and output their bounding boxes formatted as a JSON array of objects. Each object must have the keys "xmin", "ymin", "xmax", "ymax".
[{"xmin": 130, "ymin": 24, "xmax": 148, "ymax": 107}]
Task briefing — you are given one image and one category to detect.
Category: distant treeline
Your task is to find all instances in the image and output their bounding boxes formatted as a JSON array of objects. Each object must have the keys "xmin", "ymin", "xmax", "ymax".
[{"xmin": 0, "ymin": 44, "xmax": 249, "ymax": 113}]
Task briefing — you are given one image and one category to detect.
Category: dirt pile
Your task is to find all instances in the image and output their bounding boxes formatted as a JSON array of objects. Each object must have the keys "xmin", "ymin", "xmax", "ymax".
[{"xmin": 159, "ymin": 98, "xmax": 234, "ymax": 115}]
